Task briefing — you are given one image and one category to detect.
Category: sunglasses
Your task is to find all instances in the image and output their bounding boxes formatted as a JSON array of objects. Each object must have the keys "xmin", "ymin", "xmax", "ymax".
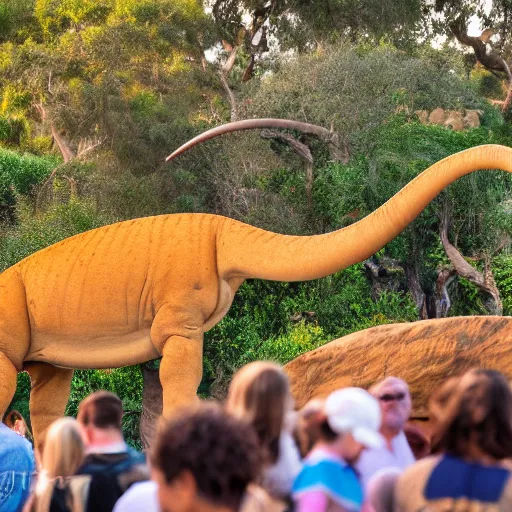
[{"xmin": 378, "ymin": 392, "xmax": 406, "ymax": 403}]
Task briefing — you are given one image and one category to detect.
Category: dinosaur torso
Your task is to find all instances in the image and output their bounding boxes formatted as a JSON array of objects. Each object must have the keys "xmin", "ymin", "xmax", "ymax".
[{"xmin": 3, "ymin": 214, "xmax": 234, "ymax": 370}]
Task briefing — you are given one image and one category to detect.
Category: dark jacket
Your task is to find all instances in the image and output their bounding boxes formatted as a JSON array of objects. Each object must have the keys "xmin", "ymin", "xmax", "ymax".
[{"xmin": 76, "ymin": 448, "xmax": 149, "ymax": 512}]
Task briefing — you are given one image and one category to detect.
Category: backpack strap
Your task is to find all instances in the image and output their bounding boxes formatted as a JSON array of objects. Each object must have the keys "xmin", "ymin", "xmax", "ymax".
[{"xmin": 67, "ymin": 475, "xmax": 92, "ymax": 512}]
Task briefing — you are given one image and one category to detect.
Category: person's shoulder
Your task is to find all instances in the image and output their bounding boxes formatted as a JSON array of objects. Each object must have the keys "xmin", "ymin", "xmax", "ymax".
[
  {"xmin": 394, "ymin": 456, "xmax": 441, "ymax": 511},
  {"xmin": 398, "ymin": 455, "xmax": 441, "ymax": 483},
  {"xmin": 0, "ymin": 424, "xmax": 34, "ymax": 463},
  {"xmin": 125, "ymin": 447, "xmax": 146, "ymax": 464},
  {"xmin": 241, "ymin": 484, "xmax": 287, "ymax": 512},
  {"xmin": 294, "ymin": 455, "xmax": 360, "ymax": 494},
  {"xmin": 112, "ymin": 481, "xmax": 159, "ymax": 512}
]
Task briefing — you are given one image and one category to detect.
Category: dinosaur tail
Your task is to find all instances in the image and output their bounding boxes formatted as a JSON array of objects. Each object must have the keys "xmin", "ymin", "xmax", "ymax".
[{"xmin": 217, "ymin": 144, "xmax": 512, "ymax": 281}]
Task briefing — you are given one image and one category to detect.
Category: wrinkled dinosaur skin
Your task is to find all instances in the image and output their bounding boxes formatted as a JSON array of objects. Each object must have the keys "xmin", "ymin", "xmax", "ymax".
[
  {"xmin": 2, "ymin": 143, "xmax": 512, "ymax": 448},
  {"xmin": 284, "ymin": 316, "xmax": 512, "ymax": 420}
]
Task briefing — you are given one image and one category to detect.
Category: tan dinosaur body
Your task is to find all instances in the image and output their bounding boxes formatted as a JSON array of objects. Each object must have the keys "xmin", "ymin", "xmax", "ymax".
[
  {"xmin": 284, "ymin": 315, "xmax": 512, "ymax": 420},
  {"xmin": 2, "ymin": 139, "xmax": 512, "ymax": 447}
]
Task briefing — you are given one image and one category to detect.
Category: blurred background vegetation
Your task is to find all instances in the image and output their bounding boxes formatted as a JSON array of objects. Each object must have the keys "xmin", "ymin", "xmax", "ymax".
[{"xmin": 3, "ymin": 0, "xmax": 512, "ymax": 446}]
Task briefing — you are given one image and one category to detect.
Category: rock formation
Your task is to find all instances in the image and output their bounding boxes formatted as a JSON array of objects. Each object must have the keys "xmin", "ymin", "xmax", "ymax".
[{"xmin": 284, "ymin": 316, "xmax": 512, "ymax": 419}]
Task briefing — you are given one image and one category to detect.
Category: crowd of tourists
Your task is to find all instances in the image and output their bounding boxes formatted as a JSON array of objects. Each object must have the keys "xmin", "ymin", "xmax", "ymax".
[{"xmin": 1, "ymin": 363, "xmax": 512, "ymax": 512}]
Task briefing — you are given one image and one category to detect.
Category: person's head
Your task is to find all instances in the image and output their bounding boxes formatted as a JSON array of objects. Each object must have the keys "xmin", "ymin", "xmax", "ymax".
[
  {"xmin": 430, "ymin": 369, "xmax": 512, "ymax": 461},
  {"xmin": 77, "ymin": 390, "xmax": 124, "ymax": 445},
  {"xmin": 366, "ymin": 467, "xmax": 401, "ymax": 512},
  {"xmin": 151, "ymin": 403, "xmax": 262, "ymax": 512},
  {"xmin": 296, "ymin": 398, "xmax": 325, "ymax": 456},
  {"xmin": 370, "ymin": 377, "xmax": 412, "ymax": 437},
  {"xmin": 314, "ymin": 387, "xmax": 384, "ymax": 464},
  {"xmin": 4, "ymin": 410, "xmax": 31, "ymax": 440},
  {"xmin": 42, "ymin": 417, "xmax": 85, "ymax": 478},
  {"xmin": 226, "ymin": 361, "xmax": 291, "ymax": 464}
]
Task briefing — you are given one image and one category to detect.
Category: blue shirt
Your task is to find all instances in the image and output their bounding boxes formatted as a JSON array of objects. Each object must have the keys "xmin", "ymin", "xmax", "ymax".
[
  {"xmin": 425, "ymin": 454, "xmax": 510, "ymax": 503},
  {"xmin": 292, "ymin": 448, "xmax": 364, "ymax": 511},
  {"xmin": 0, "ymin": 423, "xmax": 35, "ymax": 512}
]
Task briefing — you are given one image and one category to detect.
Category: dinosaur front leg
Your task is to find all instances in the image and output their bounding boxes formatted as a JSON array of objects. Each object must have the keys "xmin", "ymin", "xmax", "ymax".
[
  {"xmin": 0, "ymin": 352, "xmax": 17, "ymax": 420},
  {"xmin": 25, "ymin": 362, "xmax": 74, "ymax": 453},
  {"xmin": 159, "ymin": 335, "xmax": 203, "ymax": 417}
]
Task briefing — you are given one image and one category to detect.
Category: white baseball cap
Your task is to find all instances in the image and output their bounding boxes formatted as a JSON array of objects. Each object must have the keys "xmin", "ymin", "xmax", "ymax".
[{"xmin": 324, "ymin": 387, "xmax": 384, "ymax": 449}]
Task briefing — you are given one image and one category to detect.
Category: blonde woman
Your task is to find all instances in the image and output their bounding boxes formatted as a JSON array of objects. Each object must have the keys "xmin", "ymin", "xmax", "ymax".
[
  {"xmin": 226, "ymin": 361, "xmax": 302, "ymax": 501},
  {"xmin": 25, "ymin": 417, "xmax": 90, "ymax": 512}
]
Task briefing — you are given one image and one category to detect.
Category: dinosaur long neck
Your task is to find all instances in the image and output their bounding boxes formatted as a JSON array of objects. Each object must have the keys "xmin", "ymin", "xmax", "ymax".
[{"xmin": 218, "ymin": 144, "xmax": 512, "ymax": 281}]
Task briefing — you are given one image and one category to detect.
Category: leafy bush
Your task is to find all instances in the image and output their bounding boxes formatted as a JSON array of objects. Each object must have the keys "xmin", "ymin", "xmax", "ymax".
[
  {"xmin": 10, "ymin": 366, "xmax": 144, "ymax": 449},
  {"xmin": 203, "ymin": 264, "xmax": 417, "ymax": 395},
  {"xmin": 493, "ymin": 256, "xmax": 512, "ymax": 316},
  {"xmin": 0, "ymin": 148, "xmax": 57, "ymax": 220},
  {"xmin": 0, "ymin": 198, "xmax": 113, "ymax": 271}
]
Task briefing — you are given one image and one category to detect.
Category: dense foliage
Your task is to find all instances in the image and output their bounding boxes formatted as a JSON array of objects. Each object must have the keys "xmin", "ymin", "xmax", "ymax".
[{"xmin": 3, "ymin": 1, "xmax": 512, "ymax": 446}]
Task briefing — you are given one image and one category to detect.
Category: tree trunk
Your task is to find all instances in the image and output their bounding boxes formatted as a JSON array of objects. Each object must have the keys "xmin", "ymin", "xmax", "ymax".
[
  {"xmin": 434, "ymin": 268, "xmax": 457, "ymax": 317},
  {"xmin": 50, "ymin": 125, "xmax": 75, "ymax": 163},
  {"xmin": 403, "ymin": 259, "xmax": 428, "ymax": 319},
  {"xmin": 219, "ymin": 71, "xmax": 238, "ymax": 122},
  {"xmin": 140, "ymin": 363, "xmax": 163, "ymax": 450},
  {"xmin": 501, "ymin": 58, "xmax": 512, "ymax": 114},
  {"xmin": 450, "ymin": 20, "xmax": 512, "ymax": 114},
  {"xmin": 440, "ymin": 207, "xmax": 502, "ymax": 315},
  {"xmin": 35, "ymin": 103, "xmax": 76, "ymax": 162}
]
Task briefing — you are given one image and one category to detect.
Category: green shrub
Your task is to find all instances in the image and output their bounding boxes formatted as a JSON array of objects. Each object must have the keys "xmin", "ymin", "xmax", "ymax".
[
  {"xmin": 493, "ymin": 255, "xmax": 512, "ymax": 315},
  {"xmin": 0, "ymin": 148, "xmax": 57, "ymax": 220},
  {"xmin": 0, "ymin": 198, "xmax": 113, "ymax": 271}
]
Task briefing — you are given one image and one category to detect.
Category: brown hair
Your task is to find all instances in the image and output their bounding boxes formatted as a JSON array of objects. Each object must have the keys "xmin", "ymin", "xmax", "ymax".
[
  {"xmin": 226, "ymin": 362, "xmax": 290, "ymax": 464},
  {"xmin": 430, "ymin": 369, "xmax": 512, "ymax": 460},
  {"xmin": 42, "ymin": 417, "xmax": 85, "ymax": 478},
  {"xmin": 4, "ymin": 410, "xmax": 32, "ymax": 441},
  {"xmin": 151, "ymin": 403, "xmax": 262, "ymax": 510},
  {"xmin": 295, "ymin": 399, "xmax": 326, "ymax": 456},
  {"xmin": 77, "ymin": 390, "xmax": 123, "ymax": 430}
]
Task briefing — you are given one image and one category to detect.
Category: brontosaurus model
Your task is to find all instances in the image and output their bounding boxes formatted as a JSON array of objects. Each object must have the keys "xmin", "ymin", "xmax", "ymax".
[{"xmin": 1, "ymin": 117, "xmax": 512, "ymax": 447}]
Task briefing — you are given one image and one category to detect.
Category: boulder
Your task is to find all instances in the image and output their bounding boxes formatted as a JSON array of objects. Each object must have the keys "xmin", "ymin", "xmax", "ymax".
[
  {"xmin": 428, "ymin": 108, "xmax": 446, "ymax": 125},
  {"xmin": 284, "ymin": 316, "xmax": 512, "ymax": 419},
  {"xmin": 463, "ymin": 109, "xmax": 482, "ymax": 129},
  {"xmin": 444, "ymin": 110, "xmax": 465, "ymax": 131},
  {"xmin": 414, "ymin": 110, "xmax": 429, "ymax": 124}
]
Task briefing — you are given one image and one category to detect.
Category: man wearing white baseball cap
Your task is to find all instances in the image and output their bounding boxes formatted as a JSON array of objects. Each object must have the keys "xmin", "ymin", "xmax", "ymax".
[{"xmin": 292, "ymin": 387, "xmax": 384, "ymax": 512}]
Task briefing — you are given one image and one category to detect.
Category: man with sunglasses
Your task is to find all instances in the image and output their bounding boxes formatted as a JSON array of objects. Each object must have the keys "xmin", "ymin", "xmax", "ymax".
[{"xmin": 355, "ymin": 377, "xmax": 416, "ymax": 488}]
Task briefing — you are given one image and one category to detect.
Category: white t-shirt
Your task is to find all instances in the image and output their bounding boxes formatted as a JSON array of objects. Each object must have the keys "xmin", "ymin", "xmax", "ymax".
[
  {"xmin": 355, "ymin": 431, "xmax": 415, "ymax": 488},
  {"xmin": 112, "ymin": 480, "xmax": 160, "ymax": 512},
  {"xmin": 262, "ymin": 431, "xmax": 303, "ymax": 498}
]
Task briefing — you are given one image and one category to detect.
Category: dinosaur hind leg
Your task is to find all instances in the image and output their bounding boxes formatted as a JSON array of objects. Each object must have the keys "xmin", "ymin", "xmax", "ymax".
[
  {"xmin": 25, "ymin": 362, "xmax": 74, "ymax": 453},
  {"xmin": 0, "ymin": 352, "xmax": 17, "ymax": 420}
]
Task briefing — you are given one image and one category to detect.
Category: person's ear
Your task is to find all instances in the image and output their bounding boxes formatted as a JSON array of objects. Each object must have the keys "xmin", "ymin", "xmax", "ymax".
[
  {"xmin": 171, "ymin": 470, "xmax": 197, "ymax": 508},
  {"xmin": 81, "ymin": 424, "xmax": 94, "ymax": 445},
  {"xmin": 178, "ymin": 470, "xmax": 197, "ymax": 495}
]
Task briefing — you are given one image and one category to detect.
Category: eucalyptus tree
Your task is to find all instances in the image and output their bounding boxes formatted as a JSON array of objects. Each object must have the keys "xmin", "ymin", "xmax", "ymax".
[
  {"xmin": 0, "ymin": 0, "xmax": 217, "ymax": 172},
  {"xmin": 429, "ymin": 1, "xmax": 512, "ymax": 113}
]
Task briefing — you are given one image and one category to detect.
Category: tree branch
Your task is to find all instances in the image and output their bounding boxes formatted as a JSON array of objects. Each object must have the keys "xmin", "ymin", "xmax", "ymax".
[
  {"xmin": 449, "ymin": 19, "xmax": 507, "ymax": 73},
  {"xmin": 260, "ymin": 128, "xmax": 314, "ymax": 209},
  {"xmin": 218, "ymin": 71, "xmax": 238, "ymax": 122},
  {"xmin": 440, "ymin": 205, "xmax": 502, "ymax": 314}
]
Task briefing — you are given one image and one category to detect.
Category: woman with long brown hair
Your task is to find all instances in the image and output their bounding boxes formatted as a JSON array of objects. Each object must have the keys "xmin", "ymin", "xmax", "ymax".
[
  {"xmin": 395, "ymin": 369, "xmax": 512, "ymax": 511},
  {"xmin": 225, "ymin": 361, "xmax": 302, "ymax": 501}
]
